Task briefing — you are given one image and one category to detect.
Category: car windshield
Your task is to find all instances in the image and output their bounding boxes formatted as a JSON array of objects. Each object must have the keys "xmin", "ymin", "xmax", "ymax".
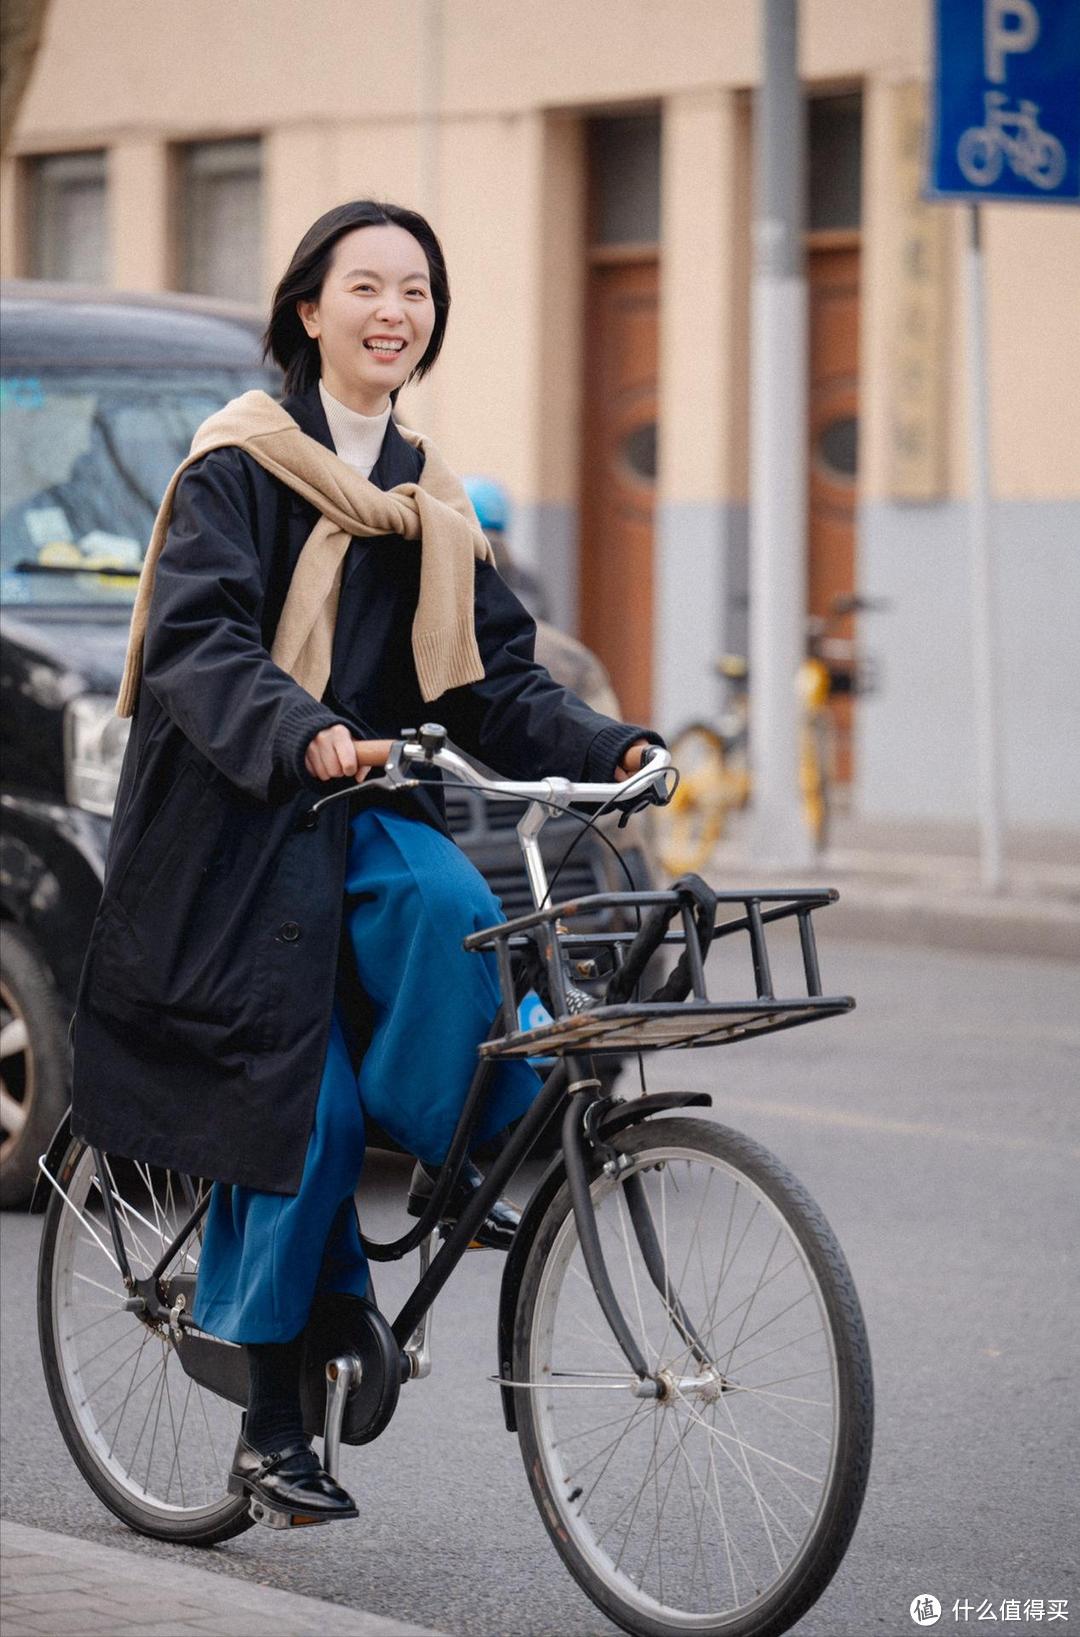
[{"xmin": 0, "ymin": 366, "xmax": 279, "ymax": 607}]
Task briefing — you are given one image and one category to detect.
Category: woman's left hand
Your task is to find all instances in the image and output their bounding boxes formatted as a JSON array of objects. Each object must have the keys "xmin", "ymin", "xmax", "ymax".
[{"xmin": 615, "ymin": 739, "xmax": 653, "ymax": 782}]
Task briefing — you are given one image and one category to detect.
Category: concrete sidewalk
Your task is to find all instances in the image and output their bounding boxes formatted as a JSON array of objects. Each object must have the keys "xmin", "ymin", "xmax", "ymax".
[
  {"xmin": 701, "ymin": 816, "xmax": 1080, "ymax": 960},
  {"xmin": 1, "ymin": 1519, "xmax": 447, "ymax": 1637}
]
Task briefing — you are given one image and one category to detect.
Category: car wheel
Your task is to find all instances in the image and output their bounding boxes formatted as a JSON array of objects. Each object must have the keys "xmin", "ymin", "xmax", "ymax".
[{"xmin": 1, "ymin": 924, "xmax": 72, "ymax": 1209}]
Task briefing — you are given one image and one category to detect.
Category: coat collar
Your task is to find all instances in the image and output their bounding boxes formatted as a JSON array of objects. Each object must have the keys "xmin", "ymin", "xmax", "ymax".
[{"xmin": 279, "ymin": 380, "xmax": 421, "ymax": 492}]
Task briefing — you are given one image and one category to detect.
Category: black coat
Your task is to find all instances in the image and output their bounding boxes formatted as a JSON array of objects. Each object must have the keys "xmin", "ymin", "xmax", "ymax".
[{"xmin": 70, "ymin": 382, "xmax": 653, "ymax": 1192}]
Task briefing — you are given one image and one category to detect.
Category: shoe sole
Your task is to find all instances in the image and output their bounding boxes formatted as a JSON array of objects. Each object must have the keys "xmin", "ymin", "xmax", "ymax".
[{"xmin": 227, "ymin": 1471, "xmax": 359, "ymax": 1527}]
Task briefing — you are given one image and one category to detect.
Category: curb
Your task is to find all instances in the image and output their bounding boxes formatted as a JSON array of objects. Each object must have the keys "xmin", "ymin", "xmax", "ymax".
[
  {"xmin": 816, "ymin": 883, "xmax": 1080, "ymax": 961},
  {"xmin": 700, "ymin": 849, "xmax": 1080, "ymax": 961},
  {"xmin": 1, "ymin": 1518, "xmax": 448, "ymax": 1637}
]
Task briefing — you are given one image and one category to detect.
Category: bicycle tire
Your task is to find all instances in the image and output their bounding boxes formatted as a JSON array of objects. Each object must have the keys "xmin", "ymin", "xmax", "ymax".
[
  {"xmin": 37, "ymin": 1136, "xmax": 252, "ymax": 1545},
  {"xmin": 512, "ymin": 1116, "xmax": 873, "ymax": 1637}
]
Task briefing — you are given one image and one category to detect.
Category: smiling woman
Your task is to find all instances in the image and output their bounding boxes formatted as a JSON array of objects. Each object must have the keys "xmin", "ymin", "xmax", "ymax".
[{"xmin": 68, "ymin": 194, "xmax": 660, "ymax": 1526}]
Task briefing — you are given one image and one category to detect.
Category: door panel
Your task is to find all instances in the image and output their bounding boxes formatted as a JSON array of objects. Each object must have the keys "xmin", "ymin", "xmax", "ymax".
[
  {"xmin": 579, "ymin": 258, "xmax": 658, "ymax": 726},
  {"xmin": 808, "ymin": 244, "xmax": 859, "ymax": 782}
]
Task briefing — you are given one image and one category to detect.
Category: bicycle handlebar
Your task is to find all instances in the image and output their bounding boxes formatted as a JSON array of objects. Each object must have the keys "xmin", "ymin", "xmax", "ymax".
[
  {"xmin": 305, "ymin": 726, "xmax": 674, "ymax": 823},
  {"xmin": 385, "ymin": 727, "xmax": 674, "ymax": 811}
]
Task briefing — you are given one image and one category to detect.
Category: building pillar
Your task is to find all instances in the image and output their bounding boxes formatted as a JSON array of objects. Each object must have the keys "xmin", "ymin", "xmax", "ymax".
[
  {"xmin": 109, "ymin": 139, "xmax": 171, "ymax": 290},
  {"xmin": 654, "ymin": 87, "xmax": 742, "ymax": 735}
]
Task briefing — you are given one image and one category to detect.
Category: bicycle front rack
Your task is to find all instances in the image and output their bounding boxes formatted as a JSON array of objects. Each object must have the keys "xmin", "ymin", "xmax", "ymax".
[{"xmin": 465, "ymin": 885, "xmax": 854, "ymax": 1057}]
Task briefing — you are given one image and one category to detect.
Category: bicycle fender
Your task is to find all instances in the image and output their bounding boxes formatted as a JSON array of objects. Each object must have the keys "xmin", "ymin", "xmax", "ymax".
[
  {"xmin": 495, "ymin": 1089, "xmax": 712, "ymax": 1432},
  {"xmin": 29, "ymin": 1104, "xmax": 74, "ymax": 1215},
  {"xmin": 598, "ymin": 1090, "xmax": 711, "ymax": 1140}
]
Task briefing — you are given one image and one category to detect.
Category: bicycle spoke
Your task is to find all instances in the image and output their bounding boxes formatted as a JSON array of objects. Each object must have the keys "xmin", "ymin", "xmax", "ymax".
[
  {"xmin": 66, "ymin": 1307, "xmax": 126, "ymax": 1340},
  {"xmin": 160, "ymin": 1357, "xmax": 186, "ymax": 1510},
  {"xmin": 610, "ymin": 1407, "xmax": 667, "ymax": 1573},
  {"xmin": 72, "ymin": 1270, "xmax": 124, "ymax": 1300},
  {"xmin": 562, "ymin": 1403, "xmax": 654, "ymax": 1486},
  {"xmin": 676, "ymin": 1386, "xmax": 820, "ymax": 1516},
  {"xmin": 142, "ymin": 1354, "xmax": 169, "ymax": 1494},
  {"xmin": 107, "ymin": 1329, "xmax": 152, "ymax": 1460}
]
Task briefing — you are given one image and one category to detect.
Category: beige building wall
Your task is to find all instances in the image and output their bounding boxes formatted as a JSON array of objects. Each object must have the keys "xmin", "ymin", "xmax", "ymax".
[
  {"xmin": 4, "ymin": 0, "xmax": 1079, "ymax": 506},
  {"xmin": 3, "ymin": 0, "xmax": 1078, "ymax": 820}
]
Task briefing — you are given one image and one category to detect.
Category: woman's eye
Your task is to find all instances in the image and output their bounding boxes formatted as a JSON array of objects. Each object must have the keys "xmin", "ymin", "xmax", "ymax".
[{"xmin": 353, "ymin": 284, "xmax": 376, "ymax": 294}]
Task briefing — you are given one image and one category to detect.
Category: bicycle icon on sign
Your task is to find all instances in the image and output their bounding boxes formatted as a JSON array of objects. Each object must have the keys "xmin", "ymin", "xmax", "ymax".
[{"xmin": 958, "ymin": 91, "xmax": 1067, "ymax": 190}]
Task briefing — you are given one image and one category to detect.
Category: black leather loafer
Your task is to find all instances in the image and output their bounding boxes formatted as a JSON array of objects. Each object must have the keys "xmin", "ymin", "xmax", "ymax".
[
  {"xmin": 227, "ymin": 1433, "xmax": 358, "ymax": 1524},
  {"xmin": 406, "ymin": 1158, "xmax": 520, "ymax": 1251}
]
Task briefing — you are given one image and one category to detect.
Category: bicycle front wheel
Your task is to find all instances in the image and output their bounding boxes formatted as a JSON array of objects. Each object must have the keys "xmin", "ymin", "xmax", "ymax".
[
  {"xmin": 37, "ymin": 1137, "xmax": 251, "ymax": 1545},
  {"xmin": 512, "ymin": 1117, "xmax": 872, "ymax": 1637}
]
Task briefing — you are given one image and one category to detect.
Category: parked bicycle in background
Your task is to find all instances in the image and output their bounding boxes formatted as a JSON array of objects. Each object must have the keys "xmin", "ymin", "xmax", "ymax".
[{"xmin": 657, "ymin": 595, "xmax": 888, "ymax": 876}]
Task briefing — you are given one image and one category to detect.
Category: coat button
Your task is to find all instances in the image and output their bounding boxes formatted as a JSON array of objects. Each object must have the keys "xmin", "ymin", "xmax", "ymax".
[{"xmin": 279, "ymin": 921, "xmax": 301, "ymax": 942}]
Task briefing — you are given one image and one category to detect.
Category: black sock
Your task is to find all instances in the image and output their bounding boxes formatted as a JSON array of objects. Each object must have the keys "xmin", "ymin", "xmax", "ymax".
[{"xmin": 245, "ymin": 1333, "xmax": 307, "ymax": 1454}]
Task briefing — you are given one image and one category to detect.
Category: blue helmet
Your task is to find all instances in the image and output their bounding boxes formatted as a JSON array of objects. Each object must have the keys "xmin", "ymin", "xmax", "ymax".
[{"xmin": 463, "ymin": 475, "xmax": 511, "ymax": 535}]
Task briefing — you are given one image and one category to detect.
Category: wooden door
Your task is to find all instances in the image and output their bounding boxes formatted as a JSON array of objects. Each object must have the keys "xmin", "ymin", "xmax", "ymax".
[
  {"xmin": 808, "ymin": 242, "xmax": 860, "ymax": 782},
  {"xmin": 579, "ymin": 256, "xmax": 659, "ymax": 727}
]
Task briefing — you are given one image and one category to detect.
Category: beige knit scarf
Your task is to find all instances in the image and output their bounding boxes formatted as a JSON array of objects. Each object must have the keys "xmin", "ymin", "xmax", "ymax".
[{"xmin": 116, "ymin": 389, "xmax": 494, "ymax": 717}]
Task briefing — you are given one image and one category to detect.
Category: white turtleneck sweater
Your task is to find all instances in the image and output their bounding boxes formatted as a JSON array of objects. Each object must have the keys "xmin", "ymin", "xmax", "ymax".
[{"xmin": 318, "ymin": 380, "xmax": 392, "ymax": 478}]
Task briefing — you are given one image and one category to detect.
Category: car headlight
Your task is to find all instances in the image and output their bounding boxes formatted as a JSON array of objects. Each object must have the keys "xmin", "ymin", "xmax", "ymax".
[{"xmin": 64, "ymin": 694, "xmax": 131, "ymax": 816}]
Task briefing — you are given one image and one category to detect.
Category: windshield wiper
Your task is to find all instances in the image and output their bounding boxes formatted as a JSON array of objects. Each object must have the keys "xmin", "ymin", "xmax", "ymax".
[{"xmin": 11, "ymin": 560, "xmax": 140, "ymax": 577}]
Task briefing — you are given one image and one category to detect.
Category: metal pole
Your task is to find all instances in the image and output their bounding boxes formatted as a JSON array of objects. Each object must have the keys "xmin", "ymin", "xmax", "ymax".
[
  {"xmin": 749, "ymin": 0, "xmax": 813, "ymax": 867},
  {"xmin": 963, "ymin": 203, "xmax": 1005, "ymax": 892}
]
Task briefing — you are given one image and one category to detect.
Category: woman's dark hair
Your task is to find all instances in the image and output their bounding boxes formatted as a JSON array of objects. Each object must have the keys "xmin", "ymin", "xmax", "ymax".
[{"xmin": 263, "ymin": 200, "xmax": 450, "ymax": 398}]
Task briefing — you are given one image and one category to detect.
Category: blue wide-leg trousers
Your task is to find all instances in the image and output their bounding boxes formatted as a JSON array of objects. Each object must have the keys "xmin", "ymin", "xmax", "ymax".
[{"xmin": 191, "ymin": 807, "xmax": 539, "ymax": 1344}]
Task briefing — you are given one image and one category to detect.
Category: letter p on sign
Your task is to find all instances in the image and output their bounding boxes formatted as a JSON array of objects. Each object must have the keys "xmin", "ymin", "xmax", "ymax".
[{"xmin": 985, "ymin": 0, "xmax": 1040, "ymax": 82}]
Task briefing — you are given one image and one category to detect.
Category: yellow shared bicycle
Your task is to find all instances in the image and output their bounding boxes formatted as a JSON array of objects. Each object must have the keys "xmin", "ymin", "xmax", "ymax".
[{"xmin": 658, "ymin": 596, "xmax": 885, "ymax": 874}]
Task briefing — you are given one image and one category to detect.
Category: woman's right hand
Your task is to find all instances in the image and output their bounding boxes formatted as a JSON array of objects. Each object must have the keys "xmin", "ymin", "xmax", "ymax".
[{"xmin": 304, "ymin": 726, "xmax": 393, "ymax": 783}]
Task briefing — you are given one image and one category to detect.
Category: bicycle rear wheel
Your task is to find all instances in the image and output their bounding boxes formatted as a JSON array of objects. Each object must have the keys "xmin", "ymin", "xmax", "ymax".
[
  {"xmin": 37, "ymin": 1136, "xmax": 251, "ymax": 1544},
  {"xmin": 512, "ymin": 1117, "xmax": 872, "ymax": 1637}
]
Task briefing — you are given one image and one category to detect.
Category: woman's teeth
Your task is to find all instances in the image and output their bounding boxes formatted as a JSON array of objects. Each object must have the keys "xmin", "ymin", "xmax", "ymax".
[{"xmin": 364, "ymin": 341, "xmax": 406, "ymax": 355}]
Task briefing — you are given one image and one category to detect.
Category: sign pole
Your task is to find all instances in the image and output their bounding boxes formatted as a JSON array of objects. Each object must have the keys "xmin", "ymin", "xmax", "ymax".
[
  {"xmin": 929, "ymin": 0, "xmax": 1079, "ymax": 883},
  {"xmin": 749, "ymin": 0, "xmax": 813, "ymax": 868},
  {"xmin": 962, "ymin": 201, "xmax": 1005, "ymax": 892}
]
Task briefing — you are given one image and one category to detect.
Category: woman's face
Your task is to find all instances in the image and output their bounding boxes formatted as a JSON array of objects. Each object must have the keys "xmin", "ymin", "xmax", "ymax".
[{"xmin": 297, "ymin": 223, "xmax": 436, "ymax": 415}]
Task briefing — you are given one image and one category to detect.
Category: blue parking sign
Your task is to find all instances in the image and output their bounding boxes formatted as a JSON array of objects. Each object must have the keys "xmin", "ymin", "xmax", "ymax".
[{"xmin": 929, "ymin": 0, "xmax": 1080, "ymax": 201}]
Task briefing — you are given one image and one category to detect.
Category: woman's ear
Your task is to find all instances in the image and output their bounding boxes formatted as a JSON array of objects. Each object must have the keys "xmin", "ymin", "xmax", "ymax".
[{"xmin": 296, "ymin": 298, "xmax": 319, "ymax": 339}]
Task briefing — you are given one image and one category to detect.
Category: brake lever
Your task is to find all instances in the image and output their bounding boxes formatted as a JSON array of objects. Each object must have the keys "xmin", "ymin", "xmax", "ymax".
[{"xmin": 613, "ymin": 750, "xmax": 676, "ymax": 826}]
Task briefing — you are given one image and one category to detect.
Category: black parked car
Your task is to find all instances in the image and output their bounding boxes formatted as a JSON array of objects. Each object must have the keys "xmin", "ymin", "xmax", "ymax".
[{"xmin": 0, "ymin": 281, "xmax": 653, "ymax": 1205}]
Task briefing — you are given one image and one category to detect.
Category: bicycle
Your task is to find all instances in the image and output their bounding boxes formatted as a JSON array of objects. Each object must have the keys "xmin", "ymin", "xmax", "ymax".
[
  {"xmin": 35, "ymin": 726, "xmax": 873, "ymax": 1637},
  {"xmin": 957, "ymin": 92, "xmax": 1067, "ymax": 192},
  {"xmin": 657, "ymin": 595, "xmax": 886, "ymax": 875}
]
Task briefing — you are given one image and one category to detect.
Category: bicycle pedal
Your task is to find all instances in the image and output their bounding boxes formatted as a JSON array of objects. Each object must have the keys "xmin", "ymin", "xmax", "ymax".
[
  {"xmin": 437, "ymin": 1223, "xmax": 491, "ymax": 1252},
  {"xmin": 247, "ymin": 1495, "xmax": 333, "ymax": 1529}
]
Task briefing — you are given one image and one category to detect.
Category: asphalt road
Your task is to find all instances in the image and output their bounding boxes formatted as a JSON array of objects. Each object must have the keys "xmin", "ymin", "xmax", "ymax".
[{"xmin": 2, "ymin": 937, "xmax": 1078, "ymax": 1637}]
